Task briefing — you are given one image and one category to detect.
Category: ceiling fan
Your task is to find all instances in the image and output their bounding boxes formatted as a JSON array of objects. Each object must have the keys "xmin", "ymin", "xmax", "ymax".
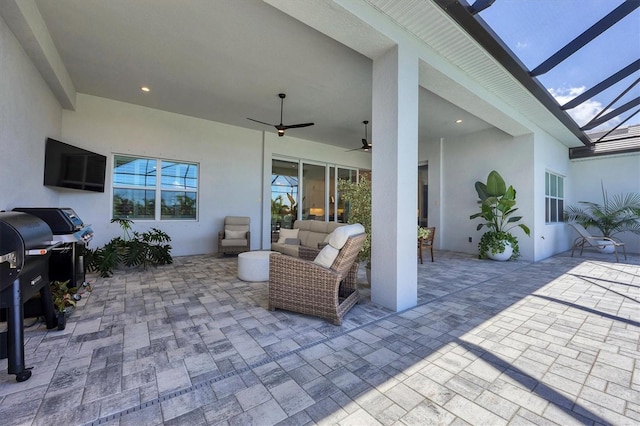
[
  {"xmin": 247, "ymin": 93, "xmax": 314, "ymax": 137},
  {"xmin": 348, "ymin": 120, "xmax": 372, "ymax": 152}
]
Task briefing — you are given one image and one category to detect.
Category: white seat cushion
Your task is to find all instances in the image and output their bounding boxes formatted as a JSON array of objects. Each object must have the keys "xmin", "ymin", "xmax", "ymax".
[
  {"xmin": 314, "ymin": 223, "xmax": 365, "ymax": 268},
  {"xmin": 314, "ymin": 245, "xmax": 340, "ymax": 268},
  {"xmin": 328, "ymin": 223, "xmax": 365, "ymax": 249}
]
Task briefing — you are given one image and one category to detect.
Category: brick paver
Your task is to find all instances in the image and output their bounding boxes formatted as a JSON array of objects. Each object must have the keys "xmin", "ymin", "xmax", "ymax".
[{"xmin": 0, "ymin": 250, "xmax": 638, "ymax": 425}]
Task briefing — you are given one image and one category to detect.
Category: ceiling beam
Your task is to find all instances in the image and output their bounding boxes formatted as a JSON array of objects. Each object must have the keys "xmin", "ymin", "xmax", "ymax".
[
  {"xmin": 582, "ymin": 97, "xmax": 640, "ymax": 130},
  {"xmin": 530, "ymin": 0, "xmax": 640, "ymax": 77},
  {"xmin": 433, "ymin": 0, "xmax": 591, "ymax": 146},
  {"xmin": 592, "ymin": 109, "xmax": 640, "ymax": 142},
  {"xmin": 562, "ymin": 60, "xmax": 640, "ymax": 110},
  {"xmin": 468, "ymin": 0, "xmax": 496, "ymax": 15},
  {"xmin": 0, "ymin": 0, "xmax": 76, "ymax": 109}
]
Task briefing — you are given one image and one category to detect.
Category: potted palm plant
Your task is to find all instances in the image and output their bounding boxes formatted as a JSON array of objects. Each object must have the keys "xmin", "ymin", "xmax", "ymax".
[
  {"xmin": 565, "ymin": 184, "xmax": 640, "ymax": 252},
  {"xmin": 470, "ymin": 170, "xmax": 530, "ymax": 260}
]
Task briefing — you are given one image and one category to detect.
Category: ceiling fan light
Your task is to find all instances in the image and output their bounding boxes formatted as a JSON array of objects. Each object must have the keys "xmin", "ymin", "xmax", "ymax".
[{"xmin": 277, "ymin": 129, "xmax": 285, "ymax": 136}]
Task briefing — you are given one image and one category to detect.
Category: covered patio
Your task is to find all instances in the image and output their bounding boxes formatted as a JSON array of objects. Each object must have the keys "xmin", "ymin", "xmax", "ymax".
[{"xmin": 0, "ymin": 250, "xmax": 638, "ymax": 425}]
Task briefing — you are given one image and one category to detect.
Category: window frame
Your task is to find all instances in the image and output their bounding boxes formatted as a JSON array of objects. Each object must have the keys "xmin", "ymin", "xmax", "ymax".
[
  {"xmin": 545, "ymin": 170, "xmax": 565, "ymax": 224},
  {"xmin": 112, "ymin": 154, "xmax": 199, "ymax": 221}
]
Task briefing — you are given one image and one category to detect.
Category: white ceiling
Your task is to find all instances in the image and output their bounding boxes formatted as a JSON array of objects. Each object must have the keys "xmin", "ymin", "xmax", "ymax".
[{"xmin": 31, "ymin": 0, "xmax": 493, "ymax": 149}]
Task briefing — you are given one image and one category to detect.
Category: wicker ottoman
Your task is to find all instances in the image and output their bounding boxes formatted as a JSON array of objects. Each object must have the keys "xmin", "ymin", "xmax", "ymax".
[{"xmin": 237, "ymin": 251, "xmax": 275, "ymax": 282}]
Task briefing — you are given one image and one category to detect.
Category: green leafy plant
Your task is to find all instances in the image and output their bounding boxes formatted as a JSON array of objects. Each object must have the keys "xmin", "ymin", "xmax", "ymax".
[
  {"xmin": 271, "ymin": 195, "xmax": 286, "ymax": 219},
  {"xmin": 50, "ymin": 280, "xmax": 76, "ymax": 313},
  {"xmin": 418, "ymin": 226, "xmax": 431, "ymax": 240},
  {"xmin": 470, "ymin": 170, "xmax": 530, "ymax": 260},
  {"xmin": 477, "ymin": 231, "xmax": 520, "ymax": 260},
  {"xmin": 338, "ymin": 175, "xmax": 371, "ymax": 268},
  {"xmin": 87, "ymin": 218, "xmax": 172, "ymax": 277},
  {"xmin": 565, "ymin": 184, "xmax": 640, "ymax": 237}
]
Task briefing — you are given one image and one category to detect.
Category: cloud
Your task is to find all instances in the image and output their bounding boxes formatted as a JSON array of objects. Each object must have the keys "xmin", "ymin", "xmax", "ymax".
[{"xmin": 549, "ymin": 86, "xmax": 620, "ymax": 130}]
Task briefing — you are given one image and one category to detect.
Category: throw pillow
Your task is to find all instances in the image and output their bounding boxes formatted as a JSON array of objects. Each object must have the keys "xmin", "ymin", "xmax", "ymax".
[
  {"xmin": 284, "ymin": 238, "xmax": 301, "ymax": 245},
  {"xmin": 314, "ymin": 244, "xmax": 340, "ymax": 268},
  {"xmin": 328, "ymin": 223, "xmax": 365, "ymax": 249},
  {"xmin": 277, "ymin": 228, "xmax": 299, "ymax": 244},
  {"xmin": 225, "ymin": 229, "xmax": 246, "ymax": 239}
]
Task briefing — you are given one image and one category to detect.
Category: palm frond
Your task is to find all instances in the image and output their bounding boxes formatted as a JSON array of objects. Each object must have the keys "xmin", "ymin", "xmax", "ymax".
[{"xmin": 565, "ymin": 185, "xmax": 640, "ymax": 237}]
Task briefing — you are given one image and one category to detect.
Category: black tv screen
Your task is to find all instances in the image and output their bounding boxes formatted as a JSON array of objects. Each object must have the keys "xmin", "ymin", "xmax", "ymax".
[{"xmin": 43, "ymin": 138, "xmax": 107, "ymax": 192}]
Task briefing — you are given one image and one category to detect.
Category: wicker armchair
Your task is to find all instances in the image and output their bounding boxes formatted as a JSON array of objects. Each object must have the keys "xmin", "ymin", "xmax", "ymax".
[
  {"xmin": 217, "ymin": 216, "xmax": 250, "ymax": 256},
  {"xmin": 269, "ymin": 232, "xmax": 366, "ymax": 325}
]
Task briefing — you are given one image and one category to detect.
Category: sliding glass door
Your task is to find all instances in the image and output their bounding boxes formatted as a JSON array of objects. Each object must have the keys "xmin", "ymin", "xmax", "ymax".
[
  {"xmin": 302, "ymin": 163, "xmax": 326, "ymax": 220},
  {"xmin": 336, "ymin": 168, "xmax": 357, "ymax": 223},
  {"xmin": 271, "ymin": 159, "xmax": 298, "ymax": 234},
  {"xmin": 271, "ymin": 158, "xmax": 362, "ymax": 228}
]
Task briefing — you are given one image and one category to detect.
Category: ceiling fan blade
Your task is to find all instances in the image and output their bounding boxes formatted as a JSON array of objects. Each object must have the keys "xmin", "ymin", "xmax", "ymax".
[
  {"xmin": 346, "ymin": 140, "xmax": 371, "ymax": 152},
  {"xmin": 249, "ymin": 94, "xmax": 314, "ymax": 137},
  {"xmin": 247, "ymin": 117, "xmax": 275, "ymax": 126},
  {"xmin": 282, "ymin": 122, "xmax": 315, "ymax": 130}
]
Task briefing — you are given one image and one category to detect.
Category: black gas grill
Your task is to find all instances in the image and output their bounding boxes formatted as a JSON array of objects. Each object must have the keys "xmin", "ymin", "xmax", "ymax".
[
  {"xmin": 13, "ymin": 208, "xmax": 93, "ymax": 288},
  {"xmin": 0, "ymin": 212, "xmax": 59, "ymax": 382}
]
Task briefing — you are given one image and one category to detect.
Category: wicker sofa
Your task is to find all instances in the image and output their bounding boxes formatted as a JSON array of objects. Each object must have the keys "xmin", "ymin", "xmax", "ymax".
[
  {"xmin": 269, "ymin": 229, "xmax": 366, "ymax": 325},
  {"xmin": 270, "ymin": 219, "xmax": 345, "ymax": 257}
]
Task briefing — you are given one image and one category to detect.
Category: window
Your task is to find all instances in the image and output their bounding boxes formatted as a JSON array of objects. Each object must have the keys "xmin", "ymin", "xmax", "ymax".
[
  {"xmin": 545, "ymin": 171, "xmax": 564, "ymax": 223},
  {"xmin": 113, "ymin": 155, "xmax": 198, "ymax": 220}
]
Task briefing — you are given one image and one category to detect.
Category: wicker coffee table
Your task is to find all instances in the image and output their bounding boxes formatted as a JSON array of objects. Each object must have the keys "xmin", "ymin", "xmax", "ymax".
[{"xmin": 237, "ymin": 251, "xmax": 275, "ymax": 282}]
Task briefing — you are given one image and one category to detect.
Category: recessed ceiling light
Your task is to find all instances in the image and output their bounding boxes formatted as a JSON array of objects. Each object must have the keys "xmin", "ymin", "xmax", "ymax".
[
  {"xmin": 141, "ymin": 86, "xmax": 150, "ymax": 92},
  {"xmin": 455, "ymin": 119, "xmax": 463, "ymax": 124}
]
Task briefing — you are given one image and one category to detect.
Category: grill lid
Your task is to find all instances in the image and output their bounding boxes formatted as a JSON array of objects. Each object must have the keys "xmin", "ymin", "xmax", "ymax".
[
  {"xmin": 0, "ymin": 212, "xmax": 53, "ymax": 252},
  {"xmin": 12, "ymin": 207, "xmax": 84, "ymax": 234},
  {"xmin": 0, "ymin": 212, "xmax": 54, "ymax": 286}
]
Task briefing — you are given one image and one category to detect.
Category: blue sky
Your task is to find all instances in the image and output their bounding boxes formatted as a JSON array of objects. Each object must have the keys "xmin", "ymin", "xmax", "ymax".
[{"xmin": 480, "ymin": 0, "xmax": 639, "ymax": 131}]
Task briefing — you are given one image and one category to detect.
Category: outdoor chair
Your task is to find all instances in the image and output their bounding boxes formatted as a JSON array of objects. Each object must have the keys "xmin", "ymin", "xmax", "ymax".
[
  {"xmin": 569, "ymin": 222, "xmax": 626, "ymax": 262},
  {"xmin": 418, "ymin": 226, "xmax": 436, "ymax": 264},
  {"xmin": 269, "ymin": 225, "xmax": 366, "ymax": 325},
  {"xmin": 218, "ymin": 216, "xmax": 250, "ymax": 256}
]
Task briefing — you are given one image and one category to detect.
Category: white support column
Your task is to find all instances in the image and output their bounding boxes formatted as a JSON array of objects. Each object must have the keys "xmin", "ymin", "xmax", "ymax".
[{"xmin": 370, "ymin": 44, "xmax": 419, "ymax": 311}]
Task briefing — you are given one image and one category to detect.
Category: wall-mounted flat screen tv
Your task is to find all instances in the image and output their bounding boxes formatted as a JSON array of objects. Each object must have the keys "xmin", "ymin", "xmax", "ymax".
[{"xmin": 43, "ymin": 138, "xmax": 107, "ymax": 192}]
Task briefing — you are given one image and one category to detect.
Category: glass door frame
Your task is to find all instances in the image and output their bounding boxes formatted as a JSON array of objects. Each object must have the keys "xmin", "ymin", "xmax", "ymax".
[{"xmin": 271, "ymin": 156, "xmax": 360, "ymax": 223}]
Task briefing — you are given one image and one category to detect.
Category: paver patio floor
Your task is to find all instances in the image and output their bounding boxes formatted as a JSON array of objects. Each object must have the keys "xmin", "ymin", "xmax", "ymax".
[{"xmin": 0, "ymin": 249, "xmax": 638, "ymax": 425}]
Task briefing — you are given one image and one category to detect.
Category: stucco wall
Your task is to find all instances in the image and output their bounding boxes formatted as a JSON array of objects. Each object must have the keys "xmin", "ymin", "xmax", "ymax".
[
  {"xmin": 425, "ymin": 128, "xmax": 535, "ymax": 261},
  {"xmin": 0, "ymin": 14, "xmax": 62, "ymax": 210},
  {"xmin": 59, "ymin": 94, "xmax": 371, "ymax": 256},
  {"xmin": 533, "ymin": 131, "xmax": 573, "ymax": 261},
  {"xmin": 58, "ymin": 94, "xmax": 262, "ymax": 256},
  {"xmin": 570, "ymin": 153, "xmax": 640, "ymax": 254}
]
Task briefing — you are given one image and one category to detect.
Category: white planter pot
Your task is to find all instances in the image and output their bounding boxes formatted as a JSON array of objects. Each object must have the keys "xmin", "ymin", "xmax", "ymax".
[
  {"xmin": 597, "ymin": 241, "xmax": 615, "ymax": 254},
  {"xmin": 487, "ymin": 241, "xmax": 513, "ymax": 261}
]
